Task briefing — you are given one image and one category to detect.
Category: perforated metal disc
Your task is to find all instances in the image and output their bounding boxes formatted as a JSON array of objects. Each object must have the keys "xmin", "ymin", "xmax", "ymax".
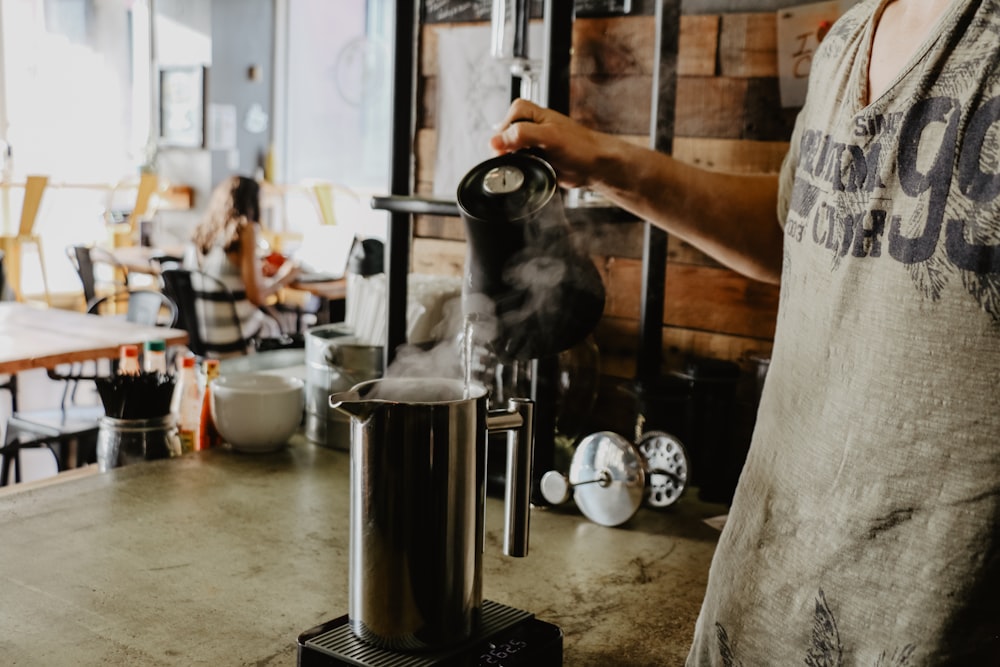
[
  {"xmin": 637, "ymin": 430, "xmax": 689, "ymax": 508},
  {"xmin": 569, "ymin": 431, "xmax": 645, "ymax": 527}
]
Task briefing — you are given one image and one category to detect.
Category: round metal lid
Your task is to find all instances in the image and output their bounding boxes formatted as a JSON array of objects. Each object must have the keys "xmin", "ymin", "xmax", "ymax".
[
  {"xmin": 569, "ymin": 431, "xmax": 645, "ymax": 527},
  {"xmin": 456, "ymin": 151, "xmax": 556, "ymax": 223}
]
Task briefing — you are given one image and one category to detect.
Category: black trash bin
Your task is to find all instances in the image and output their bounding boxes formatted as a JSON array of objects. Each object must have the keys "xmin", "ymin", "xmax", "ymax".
[
  {"xmin": 631, "ymin": 355, "xmax": 745, "ymax": 505},
  {"xmin": 670, "ymin": 356, "xmax": 744, "ymax": 504}
]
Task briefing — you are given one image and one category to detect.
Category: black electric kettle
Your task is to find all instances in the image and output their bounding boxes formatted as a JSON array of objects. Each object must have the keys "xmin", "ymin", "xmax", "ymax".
[{"xmin": 457, "ymin": 151, "xmax": 606, "ymax": 361}]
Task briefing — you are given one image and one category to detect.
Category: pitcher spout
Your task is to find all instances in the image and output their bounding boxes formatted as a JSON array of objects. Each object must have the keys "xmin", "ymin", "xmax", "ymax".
[{"xmin": 328, "ymin": 389, "xmax": 367, "ymax": 417}]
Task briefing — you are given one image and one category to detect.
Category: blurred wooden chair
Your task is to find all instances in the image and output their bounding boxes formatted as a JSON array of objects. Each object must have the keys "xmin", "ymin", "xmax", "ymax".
[
  {"xmin": 308, "ymin": 181, "xmax": 359, "ymax": 227},
  {"xmin": 0, "ymin": 175, "xmax": 51, "ymax": 305},
  {"xmin": 108, "ymin": 172, "xmax": 159, "ymax": 248},
  {"xmin": 133, "ymin": 172, "xmax": 158, "ymax": 222},
  {"xmin": 311, "ymin": 181, "xmax": 338, "ymax": 226}
]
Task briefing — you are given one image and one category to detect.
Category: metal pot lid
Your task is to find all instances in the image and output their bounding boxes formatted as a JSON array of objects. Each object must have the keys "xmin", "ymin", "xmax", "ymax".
[
  {"xmin": 569, "ymin": 431, "xmax": 645, "ymax": 527},
  {"xmin": 456, "ymin": 152, "xmax": 556, "ymax": 224}
]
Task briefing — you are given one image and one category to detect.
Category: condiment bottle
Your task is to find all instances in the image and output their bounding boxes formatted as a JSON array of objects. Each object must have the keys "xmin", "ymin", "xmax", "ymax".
[
  {"xmin": 172, "ymin": 354, "xmax": 200, "ymax": 454},
  {"xmin": 198, "ymin": 359, "xmax": 223, "ymax": 450},
  {"xmin": 118, "ymin": 344, "xmax": 140, "ymax": 375},
  {"xmin": 143, "ymin": 339, "xmax": 168, "ymax": 374}
]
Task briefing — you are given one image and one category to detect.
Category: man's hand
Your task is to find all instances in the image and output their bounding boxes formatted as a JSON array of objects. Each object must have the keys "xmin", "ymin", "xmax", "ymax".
[{"xmin": 489, "ymin": 98, "xmax": 614, "ymax": 190}]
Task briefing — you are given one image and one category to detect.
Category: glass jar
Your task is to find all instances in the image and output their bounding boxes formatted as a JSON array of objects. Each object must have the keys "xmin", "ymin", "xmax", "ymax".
[{"xmin": 96, "ymin": 415, "xmax": 181, "ymax": 472}]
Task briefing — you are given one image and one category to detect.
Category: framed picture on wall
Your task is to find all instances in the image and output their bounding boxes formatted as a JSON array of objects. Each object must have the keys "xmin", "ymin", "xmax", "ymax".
[{"xmin": 159, "ymin": 65, "xmax": 206, "ymax": 148}]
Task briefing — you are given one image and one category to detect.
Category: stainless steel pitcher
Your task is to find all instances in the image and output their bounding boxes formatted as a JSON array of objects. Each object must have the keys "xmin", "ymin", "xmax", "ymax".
[{"xmin": 330, "ymin": 377, "xmax": 534, "ymax": 651}]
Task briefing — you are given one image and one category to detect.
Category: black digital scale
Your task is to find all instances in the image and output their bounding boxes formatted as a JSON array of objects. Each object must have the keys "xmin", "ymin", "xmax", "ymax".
[{"xmin": 297, "ymin": 600, "xmax": 563, "ymax": 666}]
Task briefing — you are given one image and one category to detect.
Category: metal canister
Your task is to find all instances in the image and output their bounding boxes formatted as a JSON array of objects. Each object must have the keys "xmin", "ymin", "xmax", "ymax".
[{"xmin": 303, "ymin": 323, "xmax": 382, "ymax": 450}]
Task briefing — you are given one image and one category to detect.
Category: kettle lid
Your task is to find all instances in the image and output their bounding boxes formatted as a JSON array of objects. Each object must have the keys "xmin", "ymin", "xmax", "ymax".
[{"xmin": 456, "ymin": 152, "xmax": 556, "ymax": 223}]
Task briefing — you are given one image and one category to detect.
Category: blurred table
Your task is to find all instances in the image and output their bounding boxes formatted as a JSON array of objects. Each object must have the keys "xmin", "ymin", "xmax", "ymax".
[
  {"xmin": 109, "ymin": 244, "xmax": 185, "ymax": 275},
  {"xmin": 111, "ymin": 245, "xmax": 349, "ymax": 328},
  {"xmin": 0, "ymin": 302, "xmax": 188, "ymax": 374},
  {"xmin": 110, "ymin": 246, "xmax": 348, "ymax": 304},
  {"xmin": 289, "ymin": 277, "xmax": 346, "ymax": 301},
  {"xmin": 286, "ymin": 277, "xmax": 347, "ymax": 326}
]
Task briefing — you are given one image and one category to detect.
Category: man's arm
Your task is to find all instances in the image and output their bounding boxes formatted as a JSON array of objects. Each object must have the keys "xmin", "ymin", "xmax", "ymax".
[{"xmin": 491, "ymin": 99, "xmax": 785, "ymax": 284}]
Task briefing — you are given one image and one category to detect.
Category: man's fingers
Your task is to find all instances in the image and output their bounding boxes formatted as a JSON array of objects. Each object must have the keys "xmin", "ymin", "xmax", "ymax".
[{"xmin": 496, "ymin": 98, "xmax": 542, "ymax": 131}]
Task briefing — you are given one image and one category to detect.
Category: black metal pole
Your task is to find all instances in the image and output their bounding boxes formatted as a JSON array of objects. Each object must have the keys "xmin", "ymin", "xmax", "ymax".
[
  {"xmin": 637, "ymin": 0, "xmax": 680, "ymax": 388},
  {"xmin": 513, "ymin": 0, "xmax": 529, "ymax": 59},
  {"xmin": 527, "ymin": 0, "xmax": 574, "ymax": 504},
  {"xmin": 545, "ymin": 0, "xmax": 573, "ymax": 114},
  {"xmin": 384, "ymin": 0, "xmax": 418, "ymax": 368},
  {"xmin": 509, "ymin": 0, "xmax": 530, "ymax": 102}
]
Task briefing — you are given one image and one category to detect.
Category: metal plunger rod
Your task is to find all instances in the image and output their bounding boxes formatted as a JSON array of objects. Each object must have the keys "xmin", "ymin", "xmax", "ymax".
[{"xmin": 488, "ymin": 397, "xmax": 534, "ymax": 557}]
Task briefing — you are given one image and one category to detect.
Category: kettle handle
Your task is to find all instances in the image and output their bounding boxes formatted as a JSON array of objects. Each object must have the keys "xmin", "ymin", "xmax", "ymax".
[{"xmin": 487, "ymin": 397, "xmax": 535, "ymax": 558}]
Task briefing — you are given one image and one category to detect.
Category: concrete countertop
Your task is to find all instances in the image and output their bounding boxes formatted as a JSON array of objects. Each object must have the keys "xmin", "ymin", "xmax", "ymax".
[{"xmin": 0, "ymin": 438, "xmax": 722, "ymax": 666}]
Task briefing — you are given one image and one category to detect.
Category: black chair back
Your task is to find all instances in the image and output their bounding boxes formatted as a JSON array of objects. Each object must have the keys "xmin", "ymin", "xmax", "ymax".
[
  {"xmin": 160, "ymin": 268, "xmax": 247, "ymax": 358},
  {"xmin": 0, "ymin": 250, "xmax": 11, "ymax": 302},
  {"xmin": 67, "ymin": 245, "xmax": 98, "ymax": 304},
  {"xmin": 67, "ymin": 245, "xmax": 131, "ymax": 307}
]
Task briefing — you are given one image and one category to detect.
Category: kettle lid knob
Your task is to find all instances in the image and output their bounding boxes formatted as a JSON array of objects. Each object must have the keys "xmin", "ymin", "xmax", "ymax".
[
  {"xmin": 482, "ymin": 165, "xmax": 525, "ymax": 195},
  {"xmin": 456, "ymin": 152, "xmax": 556, "ymax": 223}
]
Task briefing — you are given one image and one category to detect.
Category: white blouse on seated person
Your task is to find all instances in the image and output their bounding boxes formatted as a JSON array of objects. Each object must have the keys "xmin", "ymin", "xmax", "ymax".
[{"xmin": 182, "ymin": 242, "xmax": 278, "ymax": 356}]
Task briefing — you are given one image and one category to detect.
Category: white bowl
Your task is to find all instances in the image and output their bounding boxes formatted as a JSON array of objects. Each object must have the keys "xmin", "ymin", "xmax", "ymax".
[{"xmin": 210, "ymin": 373, "xmax": 305, "ymax": 453}]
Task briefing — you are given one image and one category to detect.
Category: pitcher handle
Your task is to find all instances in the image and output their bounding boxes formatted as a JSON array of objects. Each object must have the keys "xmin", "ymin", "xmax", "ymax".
[{"xmin": 487, "ymin": 397, "xmax": 534, "ymax": 557}]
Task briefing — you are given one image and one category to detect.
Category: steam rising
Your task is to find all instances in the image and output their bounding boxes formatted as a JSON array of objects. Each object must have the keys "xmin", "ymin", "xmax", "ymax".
[
  {"xmin": 378, "ymin": 194, "xmax": 606, "ymax": 389},
  {"xmin": 383, "ymin": 295, "xmax": 494, "ymax": 390},
  {"xmin": 362, "ymin": 377, "xmax": 485, "ymax": 403}
]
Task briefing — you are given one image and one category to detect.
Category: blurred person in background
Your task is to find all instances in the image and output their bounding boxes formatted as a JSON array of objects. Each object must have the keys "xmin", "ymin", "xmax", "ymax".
[{"xmin": 185, "ymin": 175, "xmax": 301, "ymax": 345}]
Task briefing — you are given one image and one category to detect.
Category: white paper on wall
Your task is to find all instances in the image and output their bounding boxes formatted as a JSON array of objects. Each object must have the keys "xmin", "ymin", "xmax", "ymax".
[
  {"xmin": 776, "ymin": 1, "xmax": 859, "ymax": 109},
  {"xmin": 207, "ymin": 103, "xmax": 238, "ymax": 151},
  {"xmin": 433, "ymin": 23, "xmax": 544, "ymax": 199}
]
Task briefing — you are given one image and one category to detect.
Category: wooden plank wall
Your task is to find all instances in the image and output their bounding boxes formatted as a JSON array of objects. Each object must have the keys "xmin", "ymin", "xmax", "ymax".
[{"xmin": 413, "ymin": 11, "xmax": 792, "ymax": 419}]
